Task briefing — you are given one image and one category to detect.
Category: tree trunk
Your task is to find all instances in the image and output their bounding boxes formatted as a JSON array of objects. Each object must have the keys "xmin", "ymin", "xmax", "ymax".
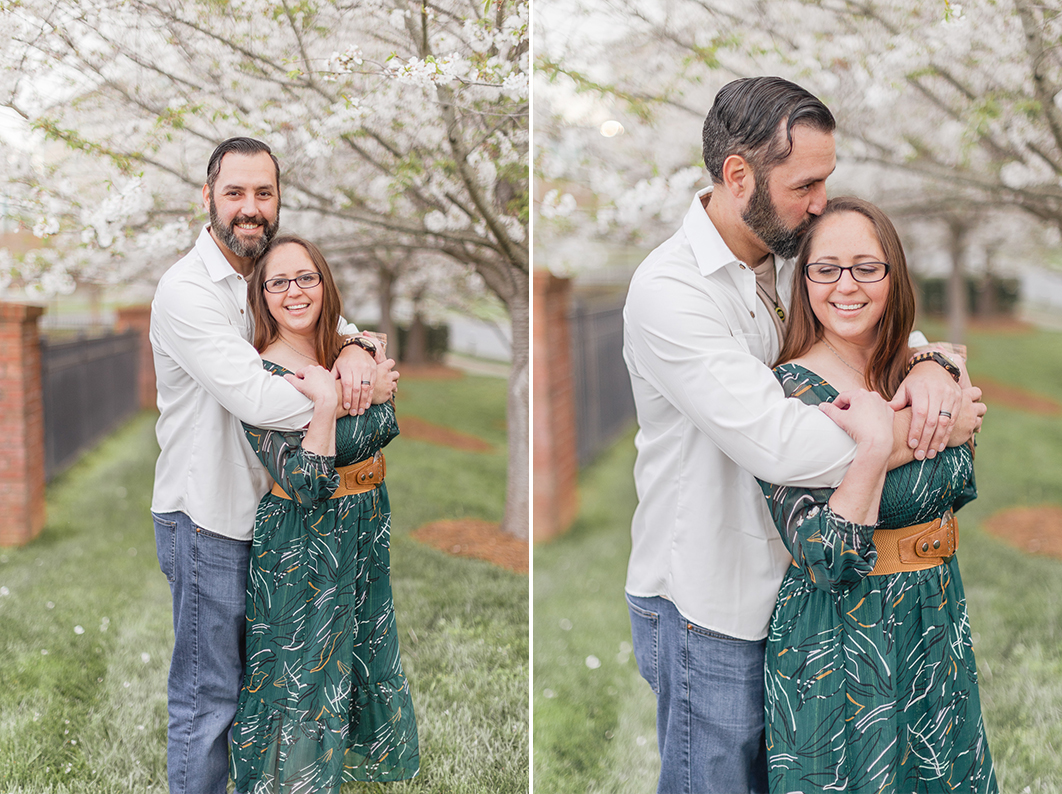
[
  {"xmin": 946, "ymin": 218, "xmax": 969, "ymax": 345},
  {"xmin": 500, "ymin": 270, "xmax": 529, "ymax": 540},
  {"xmin": 376, "ymin": 264, "xmax": 398, "ymax": 361},
  {"xmin": 405, "ymin": 311, "xmax": 428, "ymax": 364}
]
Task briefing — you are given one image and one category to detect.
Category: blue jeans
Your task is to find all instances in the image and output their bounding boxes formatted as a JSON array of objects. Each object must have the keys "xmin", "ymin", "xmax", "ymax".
[
  {"xmin": 627, "ymin": 594, "xmax": 768, "ymax": 794},
  {"xmin": 154, "ymin": 511, "xmax": 251, "ymax": 794}
]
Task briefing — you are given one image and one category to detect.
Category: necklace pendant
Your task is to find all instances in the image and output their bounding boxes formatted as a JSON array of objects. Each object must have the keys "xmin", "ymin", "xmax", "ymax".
[{"xmin": 775, "ymin": 306, "xmax": 786, "ymax": 322}]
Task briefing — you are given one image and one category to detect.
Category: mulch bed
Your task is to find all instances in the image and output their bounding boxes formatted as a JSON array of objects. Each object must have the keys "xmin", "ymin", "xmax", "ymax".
[
  {"xmin": 984, "ymin": 505, "xmax": 1062, "ymax": 560},
  {"xmin": 397, "ymin": 415, "xmax": 493, "ymax": 453},
  {"xmin": 977, "ymin": 378, "xmax": 1062, "ymax": 416},
  {"xmin": 410, "ymin": 518, "xmax": 528, "ymax": 574},
  {"xmin": 395, "ymin": 363, "xmax": 521, "ymax": 570},
  {"xmin": 396, "ymin": 362, "xmax": 464, "ymax": 380}
]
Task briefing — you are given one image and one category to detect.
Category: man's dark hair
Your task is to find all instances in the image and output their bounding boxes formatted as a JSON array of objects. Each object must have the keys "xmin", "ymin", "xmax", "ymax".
[
  {"xmin": 205, "ymin": 137, "xmax": 281, "ymax": 194},
  {"xmin": 701, "ymin": 77, "xmax": 835, "ymax": 184}
]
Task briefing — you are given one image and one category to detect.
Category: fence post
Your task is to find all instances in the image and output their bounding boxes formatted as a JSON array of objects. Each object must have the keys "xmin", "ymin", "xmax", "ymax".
[
  {"xmin": 533, "ymin": 270, "xmax": 579, "ymax": 542},
  {"xmin": 0, "ymin": 302, "xmax": 46, "ymax": 546},
  {"xmin": 115, "ymin": 304, "xmax": 156, "ymax": 411}
]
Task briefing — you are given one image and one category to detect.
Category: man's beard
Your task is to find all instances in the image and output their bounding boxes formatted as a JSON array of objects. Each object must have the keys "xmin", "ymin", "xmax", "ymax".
[
  {"xmin": 741, "ymin": 176, "xmax": 811, "ymax": 260},
  {"xmin": 208, "ymin": 193, "xmax": 280, "ymax": 259}
]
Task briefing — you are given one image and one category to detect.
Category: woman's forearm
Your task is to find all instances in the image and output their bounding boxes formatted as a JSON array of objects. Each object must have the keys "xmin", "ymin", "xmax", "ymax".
[
  {"xmin": 301, "ymin": 398, "xmax": 338, "ymax": 456},
  {"xmin": 828, "ymin": 439, "xmax": 889, "ymax": 525}
]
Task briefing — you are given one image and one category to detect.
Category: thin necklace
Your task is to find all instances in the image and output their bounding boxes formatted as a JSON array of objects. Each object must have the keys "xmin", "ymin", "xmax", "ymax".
[
  {"xmin": 822, "ymin": 338, "xmax": 864, "ymax": 376},
  {"xmin": 277, "ymin": 336, "xmax": 318, "ymax": 364}
]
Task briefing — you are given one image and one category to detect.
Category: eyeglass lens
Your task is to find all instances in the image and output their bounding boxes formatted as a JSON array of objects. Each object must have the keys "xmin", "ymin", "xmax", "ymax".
[
  {"xmin": 805, "ymin": 263, "xmax": 889, "ymax": 283},
  {"xmin": 264, "ymin": 272, "xmax": 322, "ymax": 292}
]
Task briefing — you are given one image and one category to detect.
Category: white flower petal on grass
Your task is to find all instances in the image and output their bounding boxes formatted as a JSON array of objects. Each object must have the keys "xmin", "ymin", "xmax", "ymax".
[
  {"xmin": 123, "ymin": 681, "xmax": 131, "ymax": 688},
  {"xmin": 559, "ymin": 618, "xmax": 572, "ymax": 631},
  {"xmin": 41, "ymin": 649, "xmax": 48, "ymax": 655},
  {"xmin": 74, "ymin": 625, "xmax": 85, "ymax": 635},
  {"xmin": 585, "ymin": 655, "xmax": 601, "ymax": 670},
  {"xmin": 46, "ymin": 601, "xmax": 55, "ymax": 609},
  {"xmin": 141, "ymin": 653, "xmax": 150, "ymax": 664},
  {"xmin": 636, "ymin": 735, "xmax": 648, "ymax": 746},
  {"xmin": 0, "ymin": 586, "xmax": 9, "ymax": 596},
  {"xmin": 543, "ymin": 688, "xmax": 556, "ymax": 699}
]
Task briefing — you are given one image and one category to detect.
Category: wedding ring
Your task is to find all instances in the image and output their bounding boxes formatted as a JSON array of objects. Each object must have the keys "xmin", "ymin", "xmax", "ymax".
[
  {"xmin": 361, "ymin": 379, "xmax": 372, "ymax": 385},
  {"xmin": 939, "ymin": 410, "xmax": 952, "ymax": 418}
]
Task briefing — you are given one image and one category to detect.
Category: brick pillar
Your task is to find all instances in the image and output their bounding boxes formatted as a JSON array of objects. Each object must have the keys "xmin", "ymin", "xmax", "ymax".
[
  {"xmin": 0, "ymin": 302, "xmax": 46, "ymax": 546},
  {"xmin": 533, "ymin": 270, "xmax": 579, "ymax": 542},
  {"xmin": 115, "ymin": 304, "xmax": 156, "ymax": 411}
]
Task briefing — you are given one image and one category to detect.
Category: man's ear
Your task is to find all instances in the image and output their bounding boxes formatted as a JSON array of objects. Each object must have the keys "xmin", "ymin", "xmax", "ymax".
[
  {"xmin": 202, "ymin": 183, "xmax": 211, "ymax": 214},
  {"xmin": 721, "ymin": 154, "xmax": 754, "ymax": 201}
]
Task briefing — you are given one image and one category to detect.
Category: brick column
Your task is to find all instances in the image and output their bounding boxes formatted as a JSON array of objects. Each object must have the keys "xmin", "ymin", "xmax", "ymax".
[
  {"xmin": 533, "ymin": 270, "xmax": 579, "ymax": 542},
  {"xmin": 0, "ymin": 302, "xmax": 46, "ymax": 546},
  {"xmin": 115, "ymin": 304, "xmax": 156, "ymax": 411}
]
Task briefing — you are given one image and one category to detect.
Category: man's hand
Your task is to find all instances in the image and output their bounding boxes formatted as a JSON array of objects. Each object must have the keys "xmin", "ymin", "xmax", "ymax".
[
  {"xmin": 951, "ymin": 386, "xmax": 987, "ymax": 444},
  {"xmin": 373, "ymin": 359, "xmax": 400, "ymax": 404},
  {"xmin": 332, "ymin": 343, "xmax": 376, "ymax": 415},
  {"xmin": 887, "ymin": 360, "xmax": 962, "ymax": 460}
]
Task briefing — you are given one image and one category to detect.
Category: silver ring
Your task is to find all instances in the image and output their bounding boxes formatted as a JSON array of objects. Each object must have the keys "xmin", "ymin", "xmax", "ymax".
[
  {"xmin": 939, "ymin": 410, "xmax": 952, "ymax": 418},
  {"xmin": 361, "ymin": 379, "xmax": 371, "ymax": 385}
]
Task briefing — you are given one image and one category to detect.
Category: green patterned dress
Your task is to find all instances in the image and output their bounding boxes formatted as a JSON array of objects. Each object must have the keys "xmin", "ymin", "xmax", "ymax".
[
  {"xmin": 759, "ymin": 364, "xmax": 996, "ymax": 794},
  {"xmin": 230, "ymin": 361, "xmax": 419, "ymax": 793}
]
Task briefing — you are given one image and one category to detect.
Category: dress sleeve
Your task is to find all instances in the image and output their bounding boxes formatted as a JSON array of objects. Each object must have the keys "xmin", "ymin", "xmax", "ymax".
[
  {"xmin": 242, "ymin": 425, "xmax": 339, "ymax": 510},
  {"xmin": 757, "ymin": 480, "xmax": 878, "ymax": 593},
  {"xmin": 335, "ymin": 400, "xmax": 400, "ymax": 462},
  {"xmin": 756, "ymin": 367, "xmax": 877, "ymax": 592}
]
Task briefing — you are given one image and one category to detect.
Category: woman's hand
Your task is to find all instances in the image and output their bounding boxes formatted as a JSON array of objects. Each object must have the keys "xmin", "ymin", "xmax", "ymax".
[
  {"xmin": 819, "ymin": 389, "xmax": 893, "ymax": 525},
  {"xmin": 373, "ymin": 359, "xmax": 400, "ymax": 404},
  {"xmin": 284, "ymin": 365, "xmax": 339, "ymax": 456},
  {"xmin": 820, "ymin": 389, "xmax": 894, "ymax": 458},
  {"xmin": 284, "ymin": 365, "xmax": 339, "ymax": 410}
]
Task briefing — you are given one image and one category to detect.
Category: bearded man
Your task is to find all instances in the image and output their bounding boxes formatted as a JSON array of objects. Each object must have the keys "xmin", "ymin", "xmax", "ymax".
[
  {"xmin": 149, "ymin": 137, "xmax": 381, "ymax": 794},
  {"xmin": 622, "ymin": 77, "xmax": 980, "ymax": 793}
]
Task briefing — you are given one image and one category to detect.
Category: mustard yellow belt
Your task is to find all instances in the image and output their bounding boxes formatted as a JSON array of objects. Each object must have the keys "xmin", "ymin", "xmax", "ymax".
[
  {"xmin": 869, "ymin": 510, "xmax": 958, "ymax": 576},
  {"xmin": 270, "ymin": 453, "xmax": 386, "ymax": 500}
]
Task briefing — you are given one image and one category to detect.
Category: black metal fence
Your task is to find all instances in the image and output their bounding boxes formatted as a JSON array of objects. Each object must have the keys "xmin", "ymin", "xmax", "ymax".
[
  {"xmin": 569, "ymin": 291, "xmax": 636, "ymax": 466},
  {"xmin": 40, "ymin": 331, "xmax": 141, "ymax": 480}
]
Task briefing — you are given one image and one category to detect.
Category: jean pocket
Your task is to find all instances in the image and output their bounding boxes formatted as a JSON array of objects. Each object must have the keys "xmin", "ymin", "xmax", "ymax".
[
  {"xmin": 627, "ymin": 597, "xmax": 660, "ymax": 694},
  {"xmin": 152, "ymin": 513, "xmax": 177, "ymax": 583}
]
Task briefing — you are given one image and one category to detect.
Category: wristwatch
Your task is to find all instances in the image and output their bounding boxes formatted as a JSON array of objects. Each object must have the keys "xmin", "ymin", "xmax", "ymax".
[
  {"xmin": 342, "ymin": 336, "xmax": 377, "ymax": 357},
  {"xmin": 908, "ymin": 350, "xmax": 961, "ymax": 382}
]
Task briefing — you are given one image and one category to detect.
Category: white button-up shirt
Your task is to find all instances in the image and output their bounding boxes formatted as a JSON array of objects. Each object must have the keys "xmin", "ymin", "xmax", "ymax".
[
  {"xmin": 623, "ymin": 192, "xmax": 857, "ymax": 640},
  {"xmin": 150, "ymin": 227, "xmax": 354, "ymax": 540}
]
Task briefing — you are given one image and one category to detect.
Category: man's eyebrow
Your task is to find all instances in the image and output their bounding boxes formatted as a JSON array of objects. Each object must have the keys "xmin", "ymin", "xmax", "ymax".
[{"xmin": 219, "ymin": 183, "xmax": 276, "ymax": 192}]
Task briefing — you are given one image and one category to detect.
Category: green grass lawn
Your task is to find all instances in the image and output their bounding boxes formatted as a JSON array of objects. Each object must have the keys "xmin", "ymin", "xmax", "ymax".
[
  {"xmin": 0, "ymin": 372, "xmax": 527, "ymax": 794},
  {"xmin": 533, "ymin": 322, "xmax": 1062, "ymax": 793}
]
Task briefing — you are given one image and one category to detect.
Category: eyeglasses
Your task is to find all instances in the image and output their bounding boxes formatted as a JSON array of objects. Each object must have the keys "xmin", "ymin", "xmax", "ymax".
[
  {"xmin": 262, "ymin": 272, "xmax": 323, "ymax": 293},
  {"xmin": 804, "ymin": 262, "xmax": 890, "ymax": 284}
]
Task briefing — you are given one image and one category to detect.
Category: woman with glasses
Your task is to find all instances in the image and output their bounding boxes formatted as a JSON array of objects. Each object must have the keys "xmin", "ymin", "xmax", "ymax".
[
  {"xmin": 228, "ymin": 235, "xmax": 419, "ymax": 793},
  {"xmin": 757, "ymin": 197, "xmax": 996, "ymax": 792}
]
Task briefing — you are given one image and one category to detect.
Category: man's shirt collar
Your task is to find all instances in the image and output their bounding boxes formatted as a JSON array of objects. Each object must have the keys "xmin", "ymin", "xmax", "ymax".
[{"xmin": 196, "ymin": 225, "xmax": 242, "ymax": 283}]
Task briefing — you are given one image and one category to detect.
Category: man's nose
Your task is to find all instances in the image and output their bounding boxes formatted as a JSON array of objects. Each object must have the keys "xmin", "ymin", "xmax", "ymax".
[
  {"xmin": 240, "ymin": 193, "xmax": 260, "ymax": 217},
  {"xmin": 808, "ymin": 183, "xmax": 828, "ymax": 216}
]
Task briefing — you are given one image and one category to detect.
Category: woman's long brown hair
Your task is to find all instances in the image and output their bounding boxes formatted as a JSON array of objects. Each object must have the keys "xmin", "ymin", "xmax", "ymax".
[
  {"xmin": 248, "ymin": 235, "xmax": 345, "ymax": 368},
  {"xmin": 775, "ymin": 196, "xmax": 916, "ymax": 399}
]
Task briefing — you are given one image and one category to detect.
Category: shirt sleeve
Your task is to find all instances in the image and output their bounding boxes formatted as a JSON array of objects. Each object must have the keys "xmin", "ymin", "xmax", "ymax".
[
  {"xmin": 242, "ymin": 425, "xmax": 339, "ymax": 509},
  {"xmin": 152, "ymin": 276, "xmax": 315, "ymax": 430},
  {"xmin": 624, "ymin": 268, "xmax": 855, "ymax": 489}
]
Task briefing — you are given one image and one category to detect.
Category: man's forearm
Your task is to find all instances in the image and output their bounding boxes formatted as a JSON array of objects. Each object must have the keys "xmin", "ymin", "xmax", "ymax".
[{"xmin": 888, "ymin": 408, "xmax": 916, "ymax": 470}]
